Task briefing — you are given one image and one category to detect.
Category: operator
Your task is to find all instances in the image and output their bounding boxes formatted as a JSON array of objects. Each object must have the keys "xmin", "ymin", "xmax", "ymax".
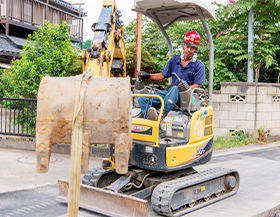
[{"xmin": 138, "ymin": 31, "xmax": 205, "ymax": 121}]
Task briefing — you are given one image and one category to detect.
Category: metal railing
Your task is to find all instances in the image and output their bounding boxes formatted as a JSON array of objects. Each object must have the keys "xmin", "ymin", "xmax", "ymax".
[{"xmin": 0, "ymin": 98, "xmax": 36, "ymax": 137}]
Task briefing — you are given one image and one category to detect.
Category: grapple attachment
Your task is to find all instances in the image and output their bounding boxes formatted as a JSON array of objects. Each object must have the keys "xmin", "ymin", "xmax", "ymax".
[{"xmin": 36, "ymin": 75, "xmax": 132, "ymax": 174}]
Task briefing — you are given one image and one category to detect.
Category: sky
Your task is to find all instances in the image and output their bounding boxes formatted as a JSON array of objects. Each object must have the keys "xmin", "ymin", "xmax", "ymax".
[{"xmin": 66, "ymin": 0, "xmax": 228, "ymax": 41}]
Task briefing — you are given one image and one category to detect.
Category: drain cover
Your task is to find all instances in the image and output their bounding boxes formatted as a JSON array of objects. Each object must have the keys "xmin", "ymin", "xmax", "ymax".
[{"xmin": 17, "ymin": 155, "xmax": 59, "ymax": 164}]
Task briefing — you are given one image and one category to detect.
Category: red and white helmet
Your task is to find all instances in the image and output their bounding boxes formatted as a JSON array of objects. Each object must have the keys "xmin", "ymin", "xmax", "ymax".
[{"xmin": 183, "ymin": 31, "xmax": 201, "ymax": 48}]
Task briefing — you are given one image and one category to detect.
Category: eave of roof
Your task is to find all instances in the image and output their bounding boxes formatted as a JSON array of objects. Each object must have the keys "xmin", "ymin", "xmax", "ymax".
[{"xmin": 0, "ymin": 36, "xmax": 22, "ymax": 55}]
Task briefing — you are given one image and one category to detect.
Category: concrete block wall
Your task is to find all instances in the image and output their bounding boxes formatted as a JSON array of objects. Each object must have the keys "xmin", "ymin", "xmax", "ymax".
[{"xmin": 213, "ymin": 82, "xmax": 280, "ymax": 137}]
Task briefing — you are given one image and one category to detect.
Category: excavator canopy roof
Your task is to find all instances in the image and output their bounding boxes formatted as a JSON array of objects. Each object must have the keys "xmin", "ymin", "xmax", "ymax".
[{"xmin": 132, "ymin": 0, "xmax": 216, "ymax": 25}]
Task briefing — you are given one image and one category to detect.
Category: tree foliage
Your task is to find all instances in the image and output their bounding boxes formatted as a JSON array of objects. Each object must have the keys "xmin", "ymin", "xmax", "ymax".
[
  {"xmin": 83, "ymin": 39, "xmax": 91, "ymax": 49},
  {"xmin": 0, "ymin": 21, "xmax": 77, "ymax": 98},
  {"xmin": 126, "ymin": 42, "xmax": 157, "ymax": 77},
  {"xmin": 124, "ymin": 0, "xmax": 280, "ymax": 88},
  {"xmin": 215, "ymin": 0, "xmax": 280, "ymax": 82}
]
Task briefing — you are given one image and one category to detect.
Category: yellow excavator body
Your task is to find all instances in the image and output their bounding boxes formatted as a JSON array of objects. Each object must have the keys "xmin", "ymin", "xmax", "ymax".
[{"xmin": 36, "ymin": 0, "xmax": 240, "ymax": 216}]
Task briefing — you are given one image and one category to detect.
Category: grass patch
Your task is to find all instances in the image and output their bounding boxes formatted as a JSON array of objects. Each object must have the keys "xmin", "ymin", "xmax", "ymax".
[{"xmin": 213, "ymin": 133, "xmax": 262, "ymax": 150}]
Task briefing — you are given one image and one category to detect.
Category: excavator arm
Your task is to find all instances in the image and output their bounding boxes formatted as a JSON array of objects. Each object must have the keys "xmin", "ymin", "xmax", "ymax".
[{"xmin": 82, "ymin": 0, "xmax": 126, "ymax": 78}]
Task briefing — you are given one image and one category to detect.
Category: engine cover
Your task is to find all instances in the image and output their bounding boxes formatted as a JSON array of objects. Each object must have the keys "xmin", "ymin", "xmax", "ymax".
[{"xmin": 160, "ymin": 111, "xmax": 191, "ymax": 140}]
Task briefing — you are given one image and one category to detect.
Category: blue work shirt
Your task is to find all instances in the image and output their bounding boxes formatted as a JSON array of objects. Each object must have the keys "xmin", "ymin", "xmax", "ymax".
[{"xmin": 162, "ymin": 55, "xmax": 205, "ymax": 85}]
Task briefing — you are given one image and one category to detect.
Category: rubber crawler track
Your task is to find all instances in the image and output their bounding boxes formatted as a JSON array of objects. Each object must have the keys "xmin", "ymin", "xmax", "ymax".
[
  {"xmin": 151, "ymin": 167, "xmax": 240, "ymax": 217},
  {"xmin": 82, "ymin": 167, "xmax": 115, "ymax": 187}
]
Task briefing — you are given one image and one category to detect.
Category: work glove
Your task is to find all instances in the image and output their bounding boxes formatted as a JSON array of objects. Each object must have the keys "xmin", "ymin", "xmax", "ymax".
[{"xmin": 138, "ymin": 71, "xmax": 150, "ymax": 79}]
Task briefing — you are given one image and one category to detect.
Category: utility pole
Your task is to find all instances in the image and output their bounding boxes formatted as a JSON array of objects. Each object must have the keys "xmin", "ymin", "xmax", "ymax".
[
  {"xmin": 247, "ymin": 8, "xmax": 254, "ymax": 82},
  {"xmin": 135, "ymin": 13, "xmax": 142, "ymax": 78}
]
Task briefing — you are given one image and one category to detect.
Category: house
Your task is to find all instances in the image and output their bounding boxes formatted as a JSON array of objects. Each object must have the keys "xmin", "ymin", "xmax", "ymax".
[{"xmin": 0, "ymin": 0, "xmax": 86, "ymax": 68}]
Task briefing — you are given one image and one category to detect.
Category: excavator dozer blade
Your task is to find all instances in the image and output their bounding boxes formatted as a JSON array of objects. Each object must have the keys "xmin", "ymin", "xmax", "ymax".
[{"xmin": 57, "ymin": 179, "xmax": 148, "ymax": 217}]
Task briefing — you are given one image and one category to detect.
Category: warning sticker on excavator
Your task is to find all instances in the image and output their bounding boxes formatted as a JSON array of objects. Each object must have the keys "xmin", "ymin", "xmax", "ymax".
[
  {"xmin": 177, "ymin": 132, "xmax": 184, "ymax": 138},
  {"xmin": 193, "ymin": 121, "xmax": 203, "ymax": 140},
  {"xmin": 132, "ymin": 125, "xmax": 152, "ymax": 135},
  {"xmin": 167, "ymin": 123, "xmax": 172, "ymax": 136}
]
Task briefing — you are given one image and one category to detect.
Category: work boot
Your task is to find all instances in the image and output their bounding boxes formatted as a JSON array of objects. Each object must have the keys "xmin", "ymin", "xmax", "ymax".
[
  {"xmin": 159, "ymin": 109, "xmax": 168, "ymax": 138},
  {"xmin": 147, "ymin": 108, "xmax": 168, "ymax": 121},
  {"xmin": 147, "ymin": 107, "xmax": 158, "ymax": 121},
  {"xmin": 159, "ymin": 127, "xmax": 165, "ymax": 138},
  {"xmin": 160, "ymin": 109, "xmax": 168, "ymax": 121}
]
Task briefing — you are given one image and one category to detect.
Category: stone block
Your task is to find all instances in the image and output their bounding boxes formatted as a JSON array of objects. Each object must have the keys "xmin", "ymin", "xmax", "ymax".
[
  {"xmin": 237, "ymin": 103, "xmax": 255, "ymax": 112},
  {"xmin": 262, "ymin": 95, "xmax": 274, "ymax": 103},
  {"xmin": 212, "ymin": 102, "xmax": 220, "ymax": 111},
  {"xmin": 90, "ymin": 146, "xmax": 110, "ymax": 158},
  {"xmin": 237, "ymin": 85, "xmax": 249, "ymax": 94},
  {"xmin": 0, "ymin": 139, "xmax": 36, "ymax": 151},
  {"xmin": 266, "ymin": 120, "xmax": 276, "ymax": 129},
  {"xmin": 220, "ymin": 103, "xmax": 237, "ymax": 111},
  {"xmin": 261, "ymin": 112, "xmax": 272, "ymax": 121},
  {"xmin": 212, "ymin": 93, "xmax": 229, "ymax": 102},
  {"xmin": 245, "ymin": 129, "xmax": 254, "ymax": 135},
  {"xmin": 221, "ymin": 85, "xmax": 238, "ymax": 94},
  {"xmin": 256, "ymin": 121, "xmax": 267, "ymax": 130},
  {"xmin": 258, "ymin": 86, "xmax": 268, "ymax": 95},
  {"xmin": 277, "ymin": 87, "xmax": 280, "ymax": 94},
  {"xmin": 228, "ymin": 111, "xmax": 246, "ymax": 120},
  {"xmin": 214, "ymin": 128, "xmax": 230, "ymax": 137},
  {"xmin": 257, "ymin": 104, "xmax": 277, "ymax": 112},
  {"xmin": 246, "ymin": 112, "xmax": 255, "ymax": 121},
  {"xmin": 268, "ymin": 87, "xmax": 277, "ymax": 95},
  {"xmin": 246, "ymin": 86, "xmax": 257, "ymax": 95},
  {"xmin": 246, "ymin": 95, "xmax": 256, "ymax": 103},
  {"xmin": 229, "ymin": 94, "xmax": 246, "ymax": 103},
  {"xmin": 272, "ymin": 95, "xmax": 280, "ymax": 103},
  {"xmin": 214, "ymin": 119, "xmax": 219, "ymax": 128},
  {"xmin": 52, "ymin": 143, "xmax": 71, "ymax": 154},
  {"xmin": 236, "ymin": 120, "xmax": 254, "ymax": 130},
  {"xmin": 256, "ymin": 112, "xmax": 262, "ymax": 121},
  {"xmin": 271, "ymin": 111, "xmax": 280, "ymax": 120},
  {"xmin": 220, "ymin": 120, "xmax": 237, "ymax": 128},
  {"xmin": 214, "ymin": 110, "xmax": 228, "ymax": 120},
  {"xmin": 257, "ymin": 95, "xmax": 263, "ymax": 103},
  {"xmin": 269, "ymin": 128, "xmax": 280, "ymax": 136},
  {"xmin": 275, "ymin": 120, "xmax": 280, "ymax": 128}
]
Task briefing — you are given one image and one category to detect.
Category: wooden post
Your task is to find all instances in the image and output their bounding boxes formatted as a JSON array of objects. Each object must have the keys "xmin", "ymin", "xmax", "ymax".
[
  {"xmin": 5, "ymin": 0, "xmax": 9, "ymax": 36},
  {"xmin": 67, "ymin": 70, "xmax": 92, "ymax": 217},
  {"xmin": 134, "ymin": 13, "xmax": 142, "ymax": 78},
  {"xmin": 68, "ymin": 75, "xmax": 84, "ymax": 217},
  {"xmin": 45, "ymin": 0, "xmax": 49, "ymax": 21}
]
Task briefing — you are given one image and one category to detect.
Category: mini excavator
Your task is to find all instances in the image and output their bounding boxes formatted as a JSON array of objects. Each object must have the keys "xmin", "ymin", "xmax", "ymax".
[{"xmin": 36, "ymin": 0, "xmax": 240, "ymax": 216}]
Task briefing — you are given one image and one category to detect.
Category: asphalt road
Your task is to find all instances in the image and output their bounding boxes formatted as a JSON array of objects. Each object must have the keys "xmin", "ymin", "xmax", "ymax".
[{"xmin": 1, "ymin": 142, "xmax": 280, "ymax": 217}]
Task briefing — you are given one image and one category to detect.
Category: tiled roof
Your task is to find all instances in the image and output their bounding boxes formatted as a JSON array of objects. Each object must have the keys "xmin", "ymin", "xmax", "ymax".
[
  {"xmin": 51, "ymin": 0, "xmax": 86, "ymax": 16},
  {"xmin": 0, "ymin": 36, "xmax": 23, "ymax": 55},
  {"xmin": 7, "ymin": 36, "xmax": 27, "ymax": 49}
]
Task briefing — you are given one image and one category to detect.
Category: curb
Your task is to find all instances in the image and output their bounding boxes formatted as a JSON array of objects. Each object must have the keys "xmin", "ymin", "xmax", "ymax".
[
  {"xmin": 1, "ymin": 137, "xmax": 280, "ymax": 158},
  {"xmin": 253, "ymin": 204, "xmax": 280, "ymax": 217},
  {"xmin": 0, "ymin": 138, "xmax": 109, "ymax": 158}
]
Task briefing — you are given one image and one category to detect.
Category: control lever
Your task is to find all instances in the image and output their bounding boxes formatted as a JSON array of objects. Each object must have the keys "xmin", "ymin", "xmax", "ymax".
[
  {"xmin": 171, "ymin": 72, "xmax": 181, "ymax": 82},
  {"xmin": 172, "ymin": 72, "xmax": 190, "ymax": 91},
  {"xmin": 168, "ymin": 99, "xmax": 189, "ymax": 116},
  {"xmin": 134, "ymin": 72, "xmax": 145, "ymax": 90}
]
